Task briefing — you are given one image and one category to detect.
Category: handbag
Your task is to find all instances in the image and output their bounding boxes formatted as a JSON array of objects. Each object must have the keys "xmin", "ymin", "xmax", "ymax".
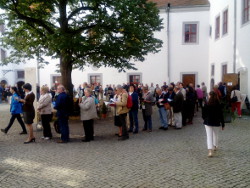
[
  {"xmin": 164, "ymin": 103, "xmax": 171, "ymax": 110},
  {"xmin": 231, "ymin": 91, "xmax": 238, "ymax": 103}
]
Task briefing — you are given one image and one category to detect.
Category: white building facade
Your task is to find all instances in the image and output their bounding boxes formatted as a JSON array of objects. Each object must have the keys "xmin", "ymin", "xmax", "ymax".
[{"xmin": 1, "ymin": 0, "xmax": 250, "ymax": 98}]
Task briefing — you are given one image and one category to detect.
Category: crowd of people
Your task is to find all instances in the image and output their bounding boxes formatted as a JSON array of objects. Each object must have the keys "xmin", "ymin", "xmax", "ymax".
[{"xmin": 0, "ymin": 80, "xmax": 245, "ymax": 157}]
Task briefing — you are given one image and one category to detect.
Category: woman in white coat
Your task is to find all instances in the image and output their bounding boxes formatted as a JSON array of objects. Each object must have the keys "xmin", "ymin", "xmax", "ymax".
[{"xmin": 79, "ymin": 88, "xmax": 97, "ymax": 142}]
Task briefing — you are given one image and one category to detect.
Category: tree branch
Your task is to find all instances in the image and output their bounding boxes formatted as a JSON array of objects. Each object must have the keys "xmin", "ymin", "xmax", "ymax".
[
  {"xmin": 10, "ymin": 0, "xmax": 55, "ymax": 34},
  {"xmin": 68, "ymin": 6, "xmax": 96, "ymax": 21}
]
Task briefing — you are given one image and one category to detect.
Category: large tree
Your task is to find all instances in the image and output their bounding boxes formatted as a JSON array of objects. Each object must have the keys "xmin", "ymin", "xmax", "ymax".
[{"xmin": 0, "ymin": 0, "xmax": 162, "ymax": 95}]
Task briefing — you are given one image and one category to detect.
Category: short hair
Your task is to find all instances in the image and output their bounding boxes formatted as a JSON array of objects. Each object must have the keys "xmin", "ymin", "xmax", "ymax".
[
  {"xmin": 41, "ymin": 86, "xmax": 49, "ymax": 93},
  {"xmin": 57, "ymin": 85, "xmax": 65, "ymax": 91},
  {"xmin": 84, "ymin": 88, "xmax": 92, "ymax": 95},
  {"xmin": 143, "ymin": 86, "xmax": 148, "ymax": 91},
  {"xmin": 116, "ymin": 84, "xmax": 123, "ymax": 89},
  {"xmin": 23, "ymin": 83, "xmax": 32, "ymax": 91}
]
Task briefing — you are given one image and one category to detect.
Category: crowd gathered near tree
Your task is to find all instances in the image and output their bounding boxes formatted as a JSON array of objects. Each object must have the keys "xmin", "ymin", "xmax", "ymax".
[{"xmin": 0, "ymin": 80, "xmax": 245, "ymax": 157}]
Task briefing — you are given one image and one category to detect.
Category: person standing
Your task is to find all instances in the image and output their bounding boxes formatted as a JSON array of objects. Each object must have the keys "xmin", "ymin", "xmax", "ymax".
[
  {"xmin": 37, "ymin": 86, "xmax": 53, "ymax": 140},
  {"xmin": 196, "ymin": 85, "xmax": 203, "ymax": 110},
  {"xmin": 202, "ymin": 91, "xmax": 225, "ymax": 157},
  {"xmin": 128, "ymin": 85, "xmax": 139, "ymax": 134},
  {"xmin": 54, "ymin": 85, "xmax": 70, "ymax": 143},
  {"xmin": 230, "ymin": 86, "xmax": 242, "ymax": 118},
  {"xmin": 141, "ymin": 86, "xmax": 155, "ymax": 132},
  {"xmin": 1, "ymin": 87, "xmax": 27, "ymax": 134},
  {"xmin": 155, "ymin": 88, "xmax": 168, "ymax": 130},
  {"xmin": 19, "ymin": 83, "xmax": 35, "ymax": 144},
  {"xmin": 79, "ymin": 88, "xmax": 97, "ymax": 142},
  {"xmin": 172, "ymin": 86, "xmax": 184, "ymax": 129},
  {"xmin": 201, "ymin": 82, "xmax": 207, "ymax": 102},
  {"xmin": 115, "ymin": 85, "xmax": 129, "ymax": 140},
  {"xmin": 0, "ymin": 85, "xmax": 3, "ymax": 104}
]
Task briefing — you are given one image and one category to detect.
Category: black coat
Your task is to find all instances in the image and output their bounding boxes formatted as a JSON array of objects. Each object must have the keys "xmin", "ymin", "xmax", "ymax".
[
  {"xmin": 202, "ymin": 103, "xmax": 225, "ymax": 127},
  {"xmin": 172, "ymin": 91, "xmax": 184, "ymax": 113}
]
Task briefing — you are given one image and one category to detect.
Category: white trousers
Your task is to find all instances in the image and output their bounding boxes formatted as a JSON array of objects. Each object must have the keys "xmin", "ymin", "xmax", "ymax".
[
  {"xmin": 204, "ymin": 125, "xmax": 220, "ymax": 150},
  {"xmin": 174, "ymin": 112, "xmax": 182, "ymax": 128}
]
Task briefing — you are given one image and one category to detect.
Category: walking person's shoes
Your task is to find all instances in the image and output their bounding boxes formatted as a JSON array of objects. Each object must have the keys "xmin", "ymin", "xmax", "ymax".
[
  {"xmin": 159, "ymin": 127, "xmax": 164, "ymax": 130},
  {"xmin": 24, "ymin": 137, "xmax": 36, "ymax": 144},
  {"xmin": 208, "ymin": 149, "xmax": 213, "ymax": 157},
  {"xmin": 163, "ymin": 127, "xmax": 168, "ymax": 130},
  {"xmin": 19, "ymin": 131, "xmax": 27, "ymax": 135},
  {"xmin": 118, "ymin": 136, "xmax": 129, "ymax": 141},
  {"xmin": 1, "ymin": 129, "xmax": 7, "ymax": 134}
]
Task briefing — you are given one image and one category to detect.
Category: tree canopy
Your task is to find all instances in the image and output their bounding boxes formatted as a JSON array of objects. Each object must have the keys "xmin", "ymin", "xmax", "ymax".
[{"xmin": 0, "ymin": 0, "xmax": 163, "ymax": 93}]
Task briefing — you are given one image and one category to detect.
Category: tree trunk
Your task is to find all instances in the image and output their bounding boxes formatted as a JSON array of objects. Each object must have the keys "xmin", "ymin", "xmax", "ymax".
[{"xmin": 60, "ymin": 53, "xmax": 73, "ymax": 97}]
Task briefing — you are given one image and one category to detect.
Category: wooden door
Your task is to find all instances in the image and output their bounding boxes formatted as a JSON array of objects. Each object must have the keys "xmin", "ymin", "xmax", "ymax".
[{"xmin": 182, "ymin": 74, "xmax": 196, "ymax": 88}]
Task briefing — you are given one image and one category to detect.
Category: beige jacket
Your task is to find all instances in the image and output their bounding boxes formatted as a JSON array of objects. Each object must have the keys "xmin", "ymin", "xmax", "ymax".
[
  {"xmin": 115, "ymin": 93, "xmax": 129, "ymax": 115},
  {"xmin": 79, "ymin": 96, "xmax": 97, "ymax": 120},
  {"xmin": 37, "ymin": 93, "xmax": 52, "ymax": 114}
]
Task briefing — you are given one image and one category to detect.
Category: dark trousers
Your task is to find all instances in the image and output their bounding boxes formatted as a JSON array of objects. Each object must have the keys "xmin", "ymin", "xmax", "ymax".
[
  {"xmin": 119, "ymin": 113, "xmax": 129, "ymax": 138},
  {"xmin": 142, "ymin": 109, "xmax": 152, "ymax": 130},
  {"xmin": 41, "ymin": 114, "xmax": 52, "ymax": 138},
  {"xmin": 58, "ymin": 116, "xmax": 69, "ymax": 142},
  {"xmin": 5, "ymin": 114, "xmax": 27, "ymax": 133},
  {"xmin": 129, "ymin": 109, "xmax": 139, "ymax": 132},
  {"xmin": 83, "ymin": 119, "xmax": 94, "ymax": 141}
]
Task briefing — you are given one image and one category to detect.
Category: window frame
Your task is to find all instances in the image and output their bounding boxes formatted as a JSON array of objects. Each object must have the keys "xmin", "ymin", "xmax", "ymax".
[
  {"xmin": 88, "ymin": 73, "xmax": 103, "ymax": 86},
  {"xmin": 222, "ymin": 9, "xmax": 228, "ymax": 35},
  {"xmin": 215, "ymin": 15, "xmax": 220, "ymax": 40},
  {"xmin": 182, "ymin": 22, "xmax": 199, "ymax": 44},
  {"xmin": 242, "ymin": 0, "xmax": 250, "ymax": 25}
]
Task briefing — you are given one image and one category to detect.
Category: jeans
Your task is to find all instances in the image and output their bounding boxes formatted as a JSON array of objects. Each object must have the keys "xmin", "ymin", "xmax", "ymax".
[
  {"xmin": 83, "ymin": 119, "xmax": 94, "ymax": 141},
  {"xmin": 142, "ymin": 109, "xmax": 152, "ymax": 130},
  {"xmin": 58, "ymin": 115, "xmax": 69, "ymax": 142},
  {"xmin": 5, "ymin": 114, "xmax": 27, "ymax": 133},
  {"xmin": 41, "ymin": 114, "xmax": 52, "ymax": 138},
  {"xmin": 158, "ymin": 107, "xmax": 168, "ymax": 128},
  {"xmin": 129, "ymin": 109, "xmax": 139, "ymax": 132},
  {"xmin": 205, "ymin": 125, "xmax": 220, "ymax": 149}
]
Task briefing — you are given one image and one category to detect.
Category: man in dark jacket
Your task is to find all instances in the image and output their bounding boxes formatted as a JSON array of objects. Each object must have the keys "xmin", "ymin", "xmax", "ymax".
[
  {"xmin": 155, "ymin": 88, "xmax": 168, "ymax": 130},
  {"xmin": 128, "ymin": 85, "xmax": 139, "ymax": 134},
  {"xmin": 172, "ymin": 86, "xmax": 184, "ymax": 129},
  {"xmin": 54, "ymin": 85, "xmax": 70, "ymax": 143}
]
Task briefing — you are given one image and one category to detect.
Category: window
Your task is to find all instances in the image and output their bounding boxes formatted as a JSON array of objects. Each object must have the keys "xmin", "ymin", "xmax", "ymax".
[
  {"xmin": 223, "ymin": 9, "xmax": 228, "ymax": 35},
  {"xmin": 1, "ymin": 49, "xmax": 6, "ymax": 61},
  {"xmin": 184, "ymin": 23, "xmax": 198, "ymax": 43},
  {"xmin": 52, "ymin": 75, "xmax": 62, "ymax": 84},
  {"xmin": 211, "ymin": 65, "xmax": 215, "ymax": 76},
  {"xmin": 129, "ymin": 75, "xmax": 141, "ymax": 85},
  {"xmin": 215, "ymin": 16, "xmax": 220, "ymax": 39},
  {"xmin": 17, "ymin": 71, "xmax": 25, "ymax": 79},
  {"xmin": 222, "ymin": 64, "xmax": 227, "ymax": 78},
  {"xmin": 90, "ymin": 75, "xmax": 101, "ymax": 85},
  {"xmin": 0, "ymin": 24, "xmax": 4, "ymax": 33},
  {"xmin": 243, "ymin": 0, "xmax": 250, "ymax": 24}
]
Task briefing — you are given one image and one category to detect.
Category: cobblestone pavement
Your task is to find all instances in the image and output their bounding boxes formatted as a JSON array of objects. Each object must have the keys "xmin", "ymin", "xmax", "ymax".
[{"xmin": 0, "ymin": 103, "xmax": 250, "ymax": 188}]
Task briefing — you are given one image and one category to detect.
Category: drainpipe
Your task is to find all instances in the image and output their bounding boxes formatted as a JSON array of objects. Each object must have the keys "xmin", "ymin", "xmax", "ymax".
[
  {"xmin": 166, "ymin": 3, "xmax": 171, "ymax": 83},
  {"xmin": 233, "ymin": 0, "xmax": 237, "ymax": 73}
]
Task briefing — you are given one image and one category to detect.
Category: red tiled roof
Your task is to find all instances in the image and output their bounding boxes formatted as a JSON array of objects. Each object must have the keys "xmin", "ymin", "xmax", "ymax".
[{"xmin": 149, "ymin": 0, "xmax": 210, "ymax": 8}]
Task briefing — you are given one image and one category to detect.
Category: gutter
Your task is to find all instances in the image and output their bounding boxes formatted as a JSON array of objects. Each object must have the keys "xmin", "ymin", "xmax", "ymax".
[
  {"xmin": 233, "ymin": 0, "xmax": 237, "ymax": 73},
  {"xmin": 166, "ymin": 3, "xmax": 170, "ymax": 83}
]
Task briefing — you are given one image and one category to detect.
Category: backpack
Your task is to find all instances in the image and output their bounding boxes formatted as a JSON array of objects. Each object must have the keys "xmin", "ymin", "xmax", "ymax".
[{"xmin": 127, "ymin": 95, "xmax": 133, "ymax": 108}]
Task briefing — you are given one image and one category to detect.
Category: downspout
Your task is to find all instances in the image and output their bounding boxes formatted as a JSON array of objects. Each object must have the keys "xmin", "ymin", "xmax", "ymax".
[
  {"xmin": 233, "ymin": 0, "xmax": 237, "ymax": 73},
  {"xmin": 166, "ymin": 3, "xmax": 171, "ymax": 82}
]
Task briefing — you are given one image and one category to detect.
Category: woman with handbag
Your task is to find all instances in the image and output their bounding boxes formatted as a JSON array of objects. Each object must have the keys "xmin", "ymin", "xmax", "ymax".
[
  {"xmin": 202, "ymin": 91, "xmax": 225, "ymax": 157},
  {"xmin": 230, "ymin": 86, "xmax": 242, "ymax": 118},
  {"xmin": 19, "ymin": 83, "xmax": 36, "ymax": 144},
  {"xmin": 37, "ymin": 86, "xmax": 53, "ymax": 140},
  {"xmin": 1, "ymin": 86, "xmax": 27, "ymax": 134}
]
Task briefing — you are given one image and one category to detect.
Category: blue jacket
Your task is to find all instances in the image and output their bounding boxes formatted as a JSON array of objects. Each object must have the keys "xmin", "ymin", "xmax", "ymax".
[
  {"xmin": 10, "ymin": 93, "xmax": 23, "ymax": 114},
  {"xmin": 130, "ymin": 92, "xmax": 139, "ymax": 110},
  {"xmin": 54, "ymin": 92, "xmax": 70, "ymax": 117}
]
